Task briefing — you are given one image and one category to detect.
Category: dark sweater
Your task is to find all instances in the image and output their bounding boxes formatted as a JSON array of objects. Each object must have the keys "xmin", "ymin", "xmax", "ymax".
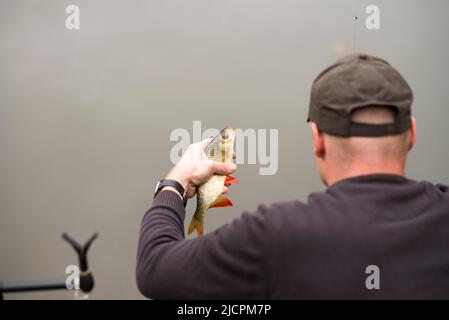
[{"xmin": 136, "ymin": 174, "xmax": 449, "ymax": 299}]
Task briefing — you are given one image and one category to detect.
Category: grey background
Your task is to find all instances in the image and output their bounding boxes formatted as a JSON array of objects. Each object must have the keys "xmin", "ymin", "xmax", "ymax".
[{"xmin": 1, "ymin": 0, "xmax": 448, "ymax": 299}]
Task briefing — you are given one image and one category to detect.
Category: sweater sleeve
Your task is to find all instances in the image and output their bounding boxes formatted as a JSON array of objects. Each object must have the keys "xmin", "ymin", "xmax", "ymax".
[{"xmin": 136, "ymin": 190, "xmax": 269, "ymax": 299}]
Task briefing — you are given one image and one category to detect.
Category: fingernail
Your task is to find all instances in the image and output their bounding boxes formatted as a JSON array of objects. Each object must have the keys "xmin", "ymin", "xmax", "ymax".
[{"xmin": 228, "ymin": 164, "xmax": 237, "ymax": 170}]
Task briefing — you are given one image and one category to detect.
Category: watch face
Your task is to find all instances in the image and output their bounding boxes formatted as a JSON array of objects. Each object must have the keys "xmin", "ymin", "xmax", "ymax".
[{"xmin": 154, "ymin": 181, "xmax": 161, "ymax": 193}]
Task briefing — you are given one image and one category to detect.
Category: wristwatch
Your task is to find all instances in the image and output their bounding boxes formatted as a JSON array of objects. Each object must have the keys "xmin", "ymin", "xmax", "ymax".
[{"xmin": 154, "ymin": 179, "xmax": 187, "ymax": 206}]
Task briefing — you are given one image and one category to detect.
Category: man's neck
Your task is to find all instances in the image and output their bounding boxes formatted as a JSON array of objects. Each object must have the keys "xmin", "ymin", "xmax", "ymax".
[{"xmin": 326, "ymin": 161, "xmax": 406, "ymax": 187}]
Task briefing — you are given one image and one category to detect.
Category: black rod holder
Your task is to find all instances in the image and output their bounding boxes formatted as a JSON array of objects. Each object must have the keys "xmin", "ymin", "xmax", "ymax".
[
  {"xmin": 0, "ymin": 280, "xmax": 67, "ymax": 293},
  {"xmin": 62, "ymin": 232, "xmax": 98, "ymax": 293},
  {"xmin": 0, "ymin": 232, "xmax": 98, "ymax": 299}
]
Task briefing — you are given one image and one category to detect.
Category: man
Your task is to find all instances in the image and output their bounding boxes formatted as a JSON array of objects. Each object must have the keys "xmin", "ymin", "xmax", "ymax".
[{"xmin": 136, "ymin": 54, "xmax": 449, "ymax": 299}]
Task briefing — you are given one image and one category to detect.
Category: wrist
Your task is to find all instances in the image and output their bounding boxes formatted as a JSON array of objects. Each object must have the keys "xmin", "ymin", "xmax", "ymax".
[
  {"xmin": 154, "ymin": 179, "xmax": 188, "ymax": 206},
  {"xmin": 165, "ymin": 168, "xmax": 190, "ymax": 190},
  {"xmin": 161, "ymin": 186, "xmax": 183, "ymax": 201}
]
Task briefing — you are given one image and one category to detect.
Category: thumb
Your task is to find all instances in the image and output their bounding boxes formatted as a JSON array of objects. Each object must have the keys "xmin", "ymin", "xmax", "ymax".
[
  {"xmin": 200, "ymin": 138, "xmax": 213, "ymax": 151},
  {"xmin": 210, "ymin": 161, "xmax": 237, "ymax": 175}
]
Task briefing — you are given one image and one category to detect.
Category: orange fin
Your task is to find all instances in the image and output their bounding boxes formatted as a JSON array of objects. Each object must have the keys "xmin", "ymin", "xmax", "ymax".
[
  {"xmin": 209, "ymin": 195, "xmax": 233, "ymax": 208},
  {"xmin": 188, "ymin": 216, "xmax": 204, "ymax": 236},
  {"xmin": 224, "ymin": 176, "xmax": 238, "ymax": 186}
]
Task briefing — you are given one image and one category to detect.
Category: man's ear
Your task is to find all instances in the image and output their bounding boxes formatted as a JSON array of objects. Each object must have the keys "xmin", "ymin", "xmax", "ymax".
[
  {"xmin": 408, "ymin": 116, "xmax": 416, "ymax": 151},
  {"xmin": 310, "ymin": 122, "xmax": 325, "ymax": 158}
]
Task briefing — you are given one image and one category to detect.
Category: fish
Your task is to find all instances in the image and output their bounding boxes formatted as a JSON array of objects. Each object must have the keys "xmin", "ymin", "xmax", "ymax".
[{"xmin": 188, "ymin": 126, "xmax": 238, "ymax": 236}]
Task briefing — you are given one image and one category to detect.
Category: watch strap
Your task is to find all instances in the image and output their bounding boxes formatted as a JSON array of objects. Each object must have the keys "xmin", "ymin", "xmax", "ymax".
[{"xmin": 154, "ymin": 179, "xmax": 187, "ymax": 206}]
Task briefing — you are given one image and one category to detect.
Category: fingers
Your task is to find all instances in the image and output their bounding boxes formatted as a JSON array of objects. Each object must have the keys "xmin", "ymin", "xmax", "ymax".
[
  {"xmin": 222, "ymin": 186, "xmax": 229, "ymax": 194},
  {"xmin": 189, "ymin": 139, "xmax": 211, "ymax": 163},
  {"xmin": 209, "ymin": 161, "xmax": 237, "ymax": 175},
  {"xmin": 186, "ymin": 183, "xmax": 197, "ymax": 198}
]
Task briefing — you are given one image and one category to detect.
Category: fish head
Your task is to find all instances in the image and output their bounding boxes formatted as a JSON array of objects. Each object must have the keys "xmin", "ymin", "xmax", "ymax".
[
  {"xmin": 221, "ymin": 126, "xmax": 235, "ymax": 145},
  {"xmin": 218, "ymin": 126, "xmax": 235, "ymax": 163},
  {"xmin": 206, "ymin": 126, "xmax": 236, "ymax": 163}
]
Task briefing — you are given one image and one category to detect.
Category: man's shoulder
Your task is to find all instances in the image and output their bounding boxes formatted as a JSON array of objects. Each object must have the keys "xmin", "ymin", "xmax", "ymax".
[
  {"xmin": 257, "ymin": 190, "xmax": 332, "ymax": 218},
  {"xmin": 252, "ymin": 198, "xmax": 320, "ymax": 231},
  {"xmin": 251, "ymin": 190, "xmax": 350, "ymax": 236},
  {"xmin": 254, "ymin": 199, "xmax": 308, "ymax": 218}
]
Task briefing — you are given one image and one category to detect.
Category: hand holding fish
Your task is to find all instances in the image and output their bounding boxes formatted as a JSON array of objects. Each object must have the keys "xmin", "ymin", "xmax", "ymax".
[
  {"xmin": 165, "ymin": 138, "xmax": 237, "ymax": 200},
  {"xmin": 165, "ymin": 127, "xmax": 238, "ymax": 236}
]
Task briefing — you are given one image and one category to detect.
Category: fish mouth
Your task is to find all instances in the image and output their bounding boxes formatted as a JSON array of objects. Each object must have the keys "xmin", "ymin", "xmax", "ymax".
[{"xmin": 221, "ymin": 127, "xmax": 235, "ymax": 141}]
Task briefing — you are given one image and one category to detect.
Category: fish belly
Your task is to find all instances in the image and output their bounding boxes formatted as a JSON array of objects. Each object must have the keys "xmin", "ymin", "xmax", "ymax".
[
  {"xmin": 188, "ymin": 175, "xmax": 226, "ymax": 236},
  {"xmin": 197, "ymin": 175, "xmax": 226, "ymax": 213}
]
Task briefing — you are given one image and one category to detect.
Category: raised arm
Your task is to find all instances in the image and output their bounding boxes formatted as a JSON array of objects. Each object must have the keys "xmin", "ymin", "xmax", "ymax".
[
  {"xmin": 136, "ymin": 139, "xmax": 269, "ymax": 299},
  {"xmin": 136, "ymin": 189, "xmax": 269, "ymax": 299}
]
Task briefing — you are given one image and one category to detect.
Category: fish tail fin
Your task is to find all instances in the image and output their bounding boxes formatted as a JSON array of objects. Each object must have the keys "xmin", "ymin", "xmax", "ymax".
[{"xmin": 188, "ymin": 213, "xmax": 204, "ymax": 236}]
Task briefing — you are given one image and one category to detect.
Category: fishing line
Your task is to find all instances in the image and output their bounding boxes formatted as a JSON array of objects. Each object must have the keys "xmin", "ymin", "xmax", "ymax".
[
  {"xmin": 205, "ymin": 127, "xmax": 226, "ymax": 153},
  {"xmin": 207, "ymin": 127, "xmax": 225, "ymax": 145},
  {"xmin": 353, "ymin": 15, "xmax": 358, "ymax": 53}
]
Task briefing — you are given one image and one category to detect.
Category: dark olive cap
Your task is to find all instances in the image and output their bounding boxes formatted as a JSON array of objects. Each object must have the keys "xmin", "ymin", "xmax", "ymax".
[{"xmin": 307, "ymin": 53, "xmax": 413, "ymax": 137}]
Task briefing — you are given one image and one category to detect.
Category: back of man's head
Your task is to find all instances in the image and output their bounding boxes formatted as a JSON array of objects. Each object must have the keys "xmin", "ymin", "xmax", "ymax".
[
  {"xmin": 326, "ymin": 105, "xmax": 410, "ymax": 167},
  {"xmin": 307, "ymin": 54, "xmax": 416, "ymax": 186}
]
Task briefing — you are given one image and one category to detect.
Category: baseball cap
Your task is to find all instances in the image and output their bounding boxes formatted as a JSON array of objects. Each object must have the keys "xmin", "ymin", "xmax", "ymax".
[{"xmin": 307, "ymin": 53, "xmax": 413, "ymax": 137}]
